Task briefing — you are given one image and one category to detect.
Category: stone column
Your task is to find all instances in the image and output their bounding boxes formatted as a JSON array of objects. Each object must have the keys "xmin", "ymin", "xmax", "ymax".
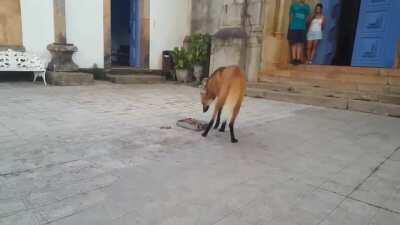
[
  {"xmin": 209, "ymin": 1, "xmax": 247, "ymax": 76},
  {"xmin": 47, "ymin": 0, "xmax": 79, "ymax": 72},
  {"xmin": 262, "ymin": 0, "xmax": 291, "ymax": 70},
  {"xmin": 274, "ymin": 0, "xmax": 287, "ymax": 39},
  {"xmin": 53, "ymin": 0, "xmax": 66, "ymax": 43},
  {"xmin": 46, "ymin": 0, "xmax": 93, "ymax": 85},
  {"xmin": 243, "ymin": 0, "xmax": 265, "ymax": 82}
]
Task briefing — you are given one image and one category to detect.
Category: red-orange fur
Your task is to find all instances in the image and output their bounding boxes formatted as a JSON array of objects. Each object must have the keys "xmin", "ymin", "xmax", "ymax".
[{"xmin": 201, "ymin": 66, "xmax": 246, "ymax": 143}]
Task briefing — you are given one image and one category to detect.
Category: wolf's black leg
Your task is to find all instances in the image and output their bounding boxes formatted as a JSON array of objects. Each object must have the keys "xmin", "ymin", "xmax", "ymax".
[
  {"xmin": 214, "ymin": 109, "xmax": 222, "ymax": 129},
  {"xmin": 229, "ymin": 122, "xmax": 238, "ymax": 143},
  {"xmin": 202, "ymin": 119, "xmax": 214, "ymax": 137},
  {"xmin": 219, "ymin": 121, "xmax": 227, "ymax": 132}
]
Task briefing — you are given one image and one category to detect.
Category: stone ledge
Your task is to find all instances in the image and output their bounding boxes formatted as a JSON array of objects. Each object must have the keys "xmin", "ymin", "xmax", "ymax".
[
  {"xmin": 47, "ymin": 71, "xmax": 94, "ymax": 86},
  {"xmin": 246, "ymin": 88, "xmax": 348, "ymax": 110},
  {"xmin": 349, "ymin": 100, "xmax": 400, "ymax": 117},
  {"xmin": 106, "ymin": 74, "xmax": 165, "ymax": 84}
]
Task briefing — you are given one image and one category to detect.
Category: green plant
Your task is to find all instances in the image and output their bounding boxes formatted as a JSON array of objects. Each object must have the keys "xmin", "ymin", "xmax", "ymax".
[
  {"xmin": 171, "ymin": 47, "xmax": 191, "ymax": 70},
  {"xmin": 188, "ymin": 33, "xmax": 211, "ymax": 65}
]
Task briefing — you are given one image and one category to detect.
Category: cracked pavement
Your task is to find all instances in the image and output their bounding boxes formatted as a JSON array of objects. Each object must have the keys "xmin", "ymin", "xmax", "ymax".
[{"xmin": 0, "ymin": 82, "xmax": 400, "ymax": 225}]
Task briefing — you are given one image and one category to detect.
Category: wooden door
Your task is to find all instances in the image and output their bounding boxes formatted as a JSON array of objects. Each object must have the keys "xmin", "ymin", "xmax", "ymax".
[{"xmin": 129, "ymin": 0, "xmax": 141, "ymax": 67}]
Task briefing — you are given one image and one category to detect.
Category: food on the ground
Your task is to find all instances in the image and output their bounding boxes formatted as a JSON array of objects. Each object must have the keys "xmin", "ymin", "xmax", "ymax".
[{"xmin": 177, "ymin": 118, "xmax": 207, "ymax": 131}]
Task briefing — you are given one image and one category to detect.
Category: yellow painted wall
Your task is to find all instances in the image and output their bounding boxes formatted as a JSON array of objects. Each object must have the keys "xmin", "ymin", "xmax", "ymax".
[
  {"xmin": 261, "ymin": 0, "xmax": 320, "ymax": 70},
  {"xmin": 0, "ymin": 0, "xmax": 23, "ymax": 46}
]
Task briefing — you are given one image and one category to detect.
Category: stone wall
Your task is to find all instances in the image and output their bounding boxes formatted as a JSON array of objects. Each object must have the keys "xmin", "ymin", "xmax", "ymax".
[
  {"xmin": 191, "ymin": 0, "xmax": 221, "ymax": 34},
  {"xmin": 192, "ymin": 0, "xmax": 323, "ymax": 80},
  {"xmin": 191, "ymin": 0, "xmax": 265, "ymax": 81}
]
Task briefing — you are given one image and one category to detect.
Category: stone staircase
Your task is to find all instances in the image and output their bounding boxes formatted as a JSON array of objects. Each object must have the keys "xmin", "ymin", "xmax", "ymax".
[
  {"xmin": 106, "ymin": 67, "xmax": 165, "ymax": 84},
  {"xmin": 247, "ymin": 65, "xmax": 400, "ymax": 117}
]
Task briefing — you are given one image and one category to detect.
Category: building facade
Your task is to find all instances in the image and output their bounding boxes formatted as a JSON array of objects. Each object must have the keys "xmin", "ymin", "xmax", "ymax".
[
  {"xmin": 0, "ymin": 0, "xmax": 191, "ymax": 70},
  {"xmin": 192, "ymin": 0, "xmax": 400, "ymax": 80},
  {"xmin": 1, "ymin": 0, "xmax": 399, "ymax": 78},
  {"xmin": 191, "ymin": 0, "xmax": 400, "ymax": 116}
]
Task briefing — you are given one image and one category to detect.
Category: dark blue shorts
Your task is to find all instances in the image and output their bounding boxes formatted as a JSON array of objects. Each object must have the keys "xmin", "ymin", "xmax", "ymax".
[{"xmin": 287, "ymin": 29, "xmax": 306, "ymax": 44}]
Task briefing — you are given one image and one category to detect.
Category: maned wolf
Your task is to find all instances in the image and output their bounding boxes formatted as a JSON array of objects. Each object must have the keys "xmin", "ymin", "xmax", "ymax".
[{"xmin": 200, "ymin": 66, "xmax": 246, "ymax": 143}]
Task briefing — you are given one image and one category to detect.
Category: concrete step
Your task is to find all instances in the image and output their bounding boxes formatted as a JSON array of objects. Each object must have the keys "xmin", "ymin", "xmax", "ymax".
[
  {"xmin": 246, "ymin": 87, "xmax": 400, "ymax": 117},
  {"xmin": 248, "ymin": 81, "xmax": 400, "ymax": 105},
  {"xmin": 261, "ymin": 69, "xmax": 391, "ymax": 85},
  {"xmin": 259, "ymin": 74, "xmax": 392, "ymax": 94},
  {"xmin": 349, "ymin": 99, "xmax": 400, "ymax": 117},
  {"xmin": 283, "ymin": 64, "xmax": 400, "ymax": 76},
  {"xmin": 281, "ymin": 65, "xmax": 400, "ymax": 78},
  {"xmin": 107, "ymin": 74, "xmax": 165, "ymax": 84},
  {"xmin": 108, "ymin": 67, "xmax": 163, "ymax": 75},
  {"xmin": 248, "ymin": 81, "xmax": 348, "ymax": 97},
  {"xmin": 389, "ymin": 86, "xmax": 400, "ymax": 95},
  {"xmin": 48, "ymin": 72, "xmax": 94, "ymax": 86},
  {"xmin": 246, "ymin": 88, "xmax": 348, "ymax": 110}
]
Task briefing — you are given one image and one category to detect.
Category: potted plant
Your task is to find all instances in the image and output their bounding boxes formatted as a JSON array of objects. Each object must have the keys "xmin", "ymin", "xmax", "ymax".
[
  {"xmin": 171, "ymin": 47, "xmax": 191, "ymax": 83},
  {"xmin": 188, "ymin": 33, "xmax": 211, "ymax": 82}
]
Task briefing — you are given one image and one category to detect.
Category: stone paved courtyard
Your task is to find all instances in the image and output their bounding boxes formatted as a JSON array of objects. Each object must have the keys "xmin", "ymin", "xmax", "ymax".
[{"xmin": 0, "ymin": 81, "xmax": 400, "ymax": 225}]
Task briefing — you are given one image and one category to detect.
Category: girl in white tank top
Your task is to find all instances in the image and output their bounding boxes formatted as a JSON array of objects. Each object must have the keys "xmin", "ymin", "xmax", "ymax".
[
  {"xmin": 307, "ymin": 4, "xmax": 324, "ymax": 64},
  {"xmin": 309, "ymin": 17, "xmax": 323, "ymax": 33}
]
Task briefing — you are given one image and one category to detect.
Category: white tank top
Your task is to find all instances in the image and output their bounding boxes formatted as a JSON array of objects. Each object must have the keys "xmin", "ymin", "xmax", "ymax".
[{"xmin": 309, "ymin": 17, "xmax": 323, "ymax": 32}]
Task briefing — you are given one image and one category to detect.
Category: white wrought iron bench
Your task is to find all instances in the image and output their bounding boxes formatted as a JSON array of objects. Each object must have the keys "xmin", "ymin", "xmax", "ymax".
[{"xmin": 0, "ymin": 49, "xmax": 47, "ymax": 86}]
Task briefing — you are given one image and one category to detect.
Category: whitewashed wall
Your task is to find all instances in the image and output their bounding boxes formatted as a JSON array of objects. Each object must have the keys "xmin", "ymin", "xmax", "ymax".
[
  {"xmin": 66, "ymin": 0, "xmax": 104, "ymax": 68},
  {"xmin": 20, "ymin": 0, "xmax": 54, "ymax": 63},
  {"xmin": 20, "ymin": 0, "xmax": 104, "ymax": 69},
  {"xmin": 20, "ymin": 0, "xmax": 190, "ymax": 69},
  {"xmin": 149, "ymin": 0, "xmax": 191, "ymax": 69}
]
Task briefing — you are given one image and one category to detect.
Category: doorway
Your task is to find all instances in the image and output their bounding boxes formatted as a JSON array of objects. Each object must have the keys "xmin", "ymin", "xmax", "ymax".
[
  {"xmin": 313, "ymin": 0, "xmax": 361, "ymax": 66},
  {"xmin": 111, "ymin": 0, "xmax": 140, "ymax": 67},
  {"xmin": 313, "ymin": 0, "xmax": 400, "ymax": 68},
  {"xmin": 332, "ymin": 0, "xmax": 361, "ymax": 66}
]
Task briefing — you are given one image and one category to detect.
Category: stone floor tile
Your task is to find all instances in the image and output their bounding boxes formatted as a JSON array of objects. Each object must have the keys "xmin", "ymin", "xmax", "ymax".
[
  {"xmin": 318, "ymin": 199, "xmax": 379, "ymax": 225},
  {"xmin": 0, "ymin": 82, "xmax": 399, "ymax": 225}
]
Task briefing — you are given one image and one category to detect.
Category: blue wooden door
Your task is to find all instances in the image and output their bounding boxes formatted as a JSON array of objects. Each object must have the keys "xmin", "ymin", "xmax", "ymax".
[
  {"xmin": 129, "ymin": 0, "xmax": 141, "ymax": 67},
  {"xmin": 351, "ymin": 0, "xmax": 400, "ymax": 68},
  {"xmin": 313, "ymin": 0, "xmax": 342, "ymax": 65}
]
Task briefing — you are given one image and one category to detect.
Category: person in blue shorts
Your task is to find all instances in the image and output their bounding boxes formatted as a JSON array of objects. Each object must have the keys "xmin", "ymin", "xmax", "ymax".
[{"xmin": 287, "ymin": 0, "xmax": 310, "ymax": 65}]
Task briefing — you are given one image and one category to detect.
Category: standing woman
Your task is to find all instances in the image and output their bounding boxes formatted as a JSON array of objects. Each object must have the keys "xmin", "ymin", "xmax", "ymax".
[
  {"xmin": 307, "ymin": 3, "xmax": 325, "ymax": 64},
  {"xmin": 288, "ymin": 0, "xmax": 311, "ymax": 65}
]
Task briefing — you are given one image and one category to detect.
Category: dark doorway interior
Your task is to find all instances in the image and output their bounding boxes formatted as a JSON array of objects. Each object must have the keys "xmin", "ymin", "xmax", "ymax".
[
  {"xmin": 332, "ymin": 0, "xmax": 361, "ymax": 66},
  {"xmin": 111, "ymin": 0, "xmax": 131, "ymax": 66}
]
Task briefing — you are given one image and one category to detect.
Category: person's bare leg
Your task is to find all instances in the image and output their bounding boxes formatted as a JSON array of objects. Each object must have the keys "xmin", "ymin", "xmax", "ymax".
[
  {"xmin": 293, "ymin": 44, "xmax": 297, "ymax": 62},
  {"xmin": 307, "ymin": 41, "xmax": 313, "ymax": 62},
  {"xmin": 291, "ymin": 44, "xmax": 297, "ymax": 63},
  {"xmin": 310, "ymin": 40, "xmax": 319, "ymax": 62},
  {"xmin": 296, "ymin": 44, "xmax": 303, "ymax": 63}
]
